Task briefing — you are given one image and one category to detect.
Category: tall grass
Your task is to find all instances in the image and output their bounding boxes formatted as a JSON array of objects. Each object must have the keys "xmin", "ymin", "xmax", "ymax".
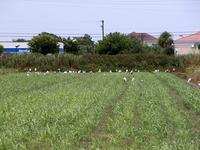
[{"xmin": 1, "ymin": 53, "xmax": 200, "ymax": 72}]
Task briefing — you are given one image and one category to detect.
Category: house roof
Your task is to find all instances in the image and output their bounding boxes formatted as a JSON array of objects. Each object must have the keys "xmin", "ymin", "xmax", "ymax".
[
  {"xmin": 128, "ymin": 32, "xmax": 157, "ymax": 42},
  {"xmin": 176, "ymin": 32, "xmax": 200, "ymax": 43}
]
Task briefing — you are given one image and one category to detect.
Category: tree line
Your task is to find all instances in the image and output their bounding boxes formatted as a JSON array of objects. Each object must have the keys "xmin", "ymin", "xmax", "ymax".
[{"xmin": 0, "ymin": 31, "xmax": 188, "ymax": 56}]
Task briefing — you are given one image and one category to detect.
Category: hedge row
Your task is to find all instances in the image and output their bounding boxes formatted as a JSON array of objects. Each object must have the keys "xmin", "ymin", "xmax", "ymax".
[{"xmin": 1, "ymin": 53, "xmax": 199, "ymax": 72}]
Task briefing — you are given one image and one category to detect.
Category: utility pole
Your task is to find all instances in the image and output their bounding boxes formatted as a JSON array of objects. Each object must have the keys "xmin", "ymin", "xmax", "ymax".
[{"xmin": 101, "ymin": 20, "xmax": 105, "ymax": 40}]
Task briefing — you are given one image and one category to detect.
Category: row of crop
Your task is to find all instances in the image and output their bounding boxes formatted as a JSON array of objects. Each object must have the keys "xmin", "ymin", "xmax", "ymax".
[
  {"xmin": 92, "ymin": 73, "xmax": 199, "ymax": 149},
  {"xmin": 0, "ymin": 73, "xmax": 125, "ymax": 149}
]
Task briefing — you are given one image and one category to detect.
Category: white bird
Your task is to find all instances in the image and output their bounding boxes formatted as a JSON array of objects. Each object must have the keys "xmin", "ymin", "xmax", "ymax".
[
  {"xmin": 64, "ymin": 71, "xmax": 67, "ymax": 74},
  {"xmin": 29, "ymin": 68, "xmax": 32, "ymax": 72},
  {"xmin": 118, "ymin": 70, "xmax": 122, "ymax": 73},
  {"xmin": 130, "ymin": 70, "xmax": 133, "ymax": 74},
  {"xmin": 110, "ymin": 70, "xmax": 112, "ymax": 73},
  {"xmin": 126, "ymin": 69, "xmax": 129, "ymax": 73},
  {"xmin": 198, "ymin": 82, "xmax": 200, "ymax": 88},
  {"xmin": 34, "ymin": 68, "xmax": 37, "ymax": 72},
  {"xmin": 132, "ymin": 78, "xmax": 135, "ymax": 81},
  {"xmin": 98, "ymin": 69, "xmax": 101, "ymax": 73},
  {"xmin": 46, "ymin": 71, "xmax": 49, "ymax": 74},
  {"xmin": 123, "ymin": 77, "xmax": 127, "ymax": 82},
  {"xmin": 187, "ymin": 78, "xmax": 192, "ymax": 83},
  {"xmin": 69, "ymin": 71, "xmax": 72, "ymax": 73},
  {"xmin": 82, "ymin": 71, "xmax": 86, "ymax": 73},
  {"xmin": 172, "ymin": 68, "xmax": 176, "ymax": 72},
  {"xmin": 78, "ymin": 70, "xmax": 81, "ymax": 73}
]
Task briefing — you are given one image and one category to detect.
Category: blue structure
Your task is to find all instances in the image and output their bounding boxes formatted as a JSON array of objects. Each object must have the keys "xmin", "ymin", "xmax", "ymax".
[{"xmin": 0, "ymin": 42, "xmax": 64, "ymax": 54}]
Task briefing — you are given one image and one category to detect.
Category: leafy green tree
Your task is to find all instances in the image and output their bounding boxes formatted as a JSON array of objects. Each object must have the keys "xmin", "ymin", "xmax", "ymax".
[
  {"xmin": 63, "ymin": 37, "xmax": 79, "ymax": 54},
  {"xmin": 0, "ymin": 45, "xmax": 3, "ymax": 55},
  {"xmin": 13, "ymin": 39, "xmax": 28, "ymax": 42},
  {"xmin": 28, "ymin": 33, "xmax": 59, "ymax": 55},
  {"xmin": 158, "ymin": 31, "xmax": 174, "ymax": 55},
  {"xmin": 74, "ymin": 34, "xmax": 95, "ymax": 54},
  {"xmin": 97, "ymin": 32, "xmax": 132, "ymax": 55},
  {"xmin": 129, "ymin": 37, "xmax": 143, "ymax": 53}
]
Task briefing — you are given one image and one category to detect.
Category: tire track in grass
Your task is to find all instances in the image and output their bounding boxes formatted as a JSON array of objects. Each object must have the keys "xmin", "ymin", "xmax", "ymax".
[
  {"xmin": 79, "ymin": 78, "xmax": 131, "ymax": 149},
  {"xmin": 154, "ymin": 73, "xmax": 200, "ymax": 147}
]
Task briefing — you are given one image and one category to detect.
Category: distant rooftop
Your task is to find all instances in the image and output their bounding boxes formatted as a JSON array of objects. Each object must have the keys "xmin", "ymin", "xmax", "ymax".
[
  {"xmin": 128, "ymin": 32, "xmax": 157, "ymax": 42},
  {"xmin": 176, "ymin": 32, "xmax": 200, "ymax": 43}
]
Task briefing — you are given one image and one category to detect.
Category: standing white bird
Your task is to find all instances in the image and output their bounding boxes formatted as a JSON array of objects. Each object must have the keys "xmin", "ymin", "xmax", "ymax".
[
  {"xmin": 187, "ymin": 78, "xmax": 192, "ymax": 83},
  {"xmin": 98, "ymin": 69, "xmax": 101, "ymax": 73},
  {"xmin": 198, "ymin": 81, "xmax": 200, "ymax": 89},
  {"xmin": 110, "ymin": 70, "xmax": 112, "ymax": 73},
  {"xmin": 123, "ymin": 77, "xmax": 127, "ymax": 82}
]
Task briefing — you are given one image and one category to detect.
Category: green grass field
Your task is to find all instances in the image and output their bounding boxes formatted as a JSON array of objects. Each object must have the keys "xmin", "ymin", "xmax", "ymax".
[{"xmin": 0, "ymin": 72, "xmax": 199, "ymax": 150}]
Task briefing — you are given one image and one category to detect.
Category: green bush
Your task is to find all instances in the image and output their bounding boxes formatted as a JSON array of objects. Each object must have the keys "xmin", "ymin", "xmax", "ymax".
[
  {"xmin": 63, "ymin": 37, "xmax": 79, "ymax": 54},
  {"xmin": 97, "ymin": 32, "xmax": 133, "ymax": 55},
  {"xmin": 1, "ymin": 53, "xmax": 81, "ymax": 71},
  {"xmin": 28, "ymin": 32, "xmax": 60, "ymax": 55},
  {"xmin": 79, "ymin": 54, "xmax": 186, "ymax": 72},
  {"xmin": 2, "ymin": 53, "xmax": 200, "ymax": 72},
  {"xmin": 0, "ymin": 45, "xmax": 3, "ymax": 55}
]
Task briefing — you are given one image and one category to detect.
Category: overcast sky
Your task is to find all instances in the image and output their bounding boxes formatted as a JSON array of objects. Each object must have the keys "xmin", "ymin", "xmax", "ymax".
[{"xmin": 0, "ymin": 0, "xmax": 200, "ymax": 40}]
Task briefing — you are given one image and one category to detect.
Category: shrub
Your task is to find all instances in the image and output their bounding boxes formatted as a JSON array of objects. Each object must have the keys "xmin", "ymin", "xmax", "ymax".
[
  {"xmin": 0, "ymin": 45, "xmax": 3, "ymax": 55},
  {"xmin": 80, "ymin": 54, "xmax": 185, "ymax": 72},
  {"xmin": 63, "ymin": 37, "xmax": 79, "ymax": 54},
  {"xmin": 97, "ymin": 32, "xmax": 133, "ymax": 55},
  {"xmin": 1, "ymin": 53, "xmax": 81, "ymax": 71},
  {"xmin": 3, "ymin": 53, "xmax": 200, "ymax": 72},
  {"xmin": 28, "ymin": 32, "xmax": 59, "ymax": 55}
]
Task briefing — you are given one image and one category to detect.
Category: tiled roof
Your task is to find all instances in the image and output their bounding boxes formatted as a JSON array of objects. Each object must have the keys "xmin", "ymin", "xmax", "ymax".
[
  {"xmin": 176, "ymin": 32, "xmax": 200, "ymax": 42},
  {"xmin": 128, "ymin": 32, "xmax": 157, "ymax": 42}
]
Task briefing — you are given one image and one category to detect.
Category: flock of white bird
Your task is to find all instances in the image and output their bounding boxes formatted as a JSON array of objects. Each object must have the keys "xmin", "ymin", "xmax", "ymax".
[{"xmin": 26, "ymin": 67, "xmax": 200, "ymax": 89}]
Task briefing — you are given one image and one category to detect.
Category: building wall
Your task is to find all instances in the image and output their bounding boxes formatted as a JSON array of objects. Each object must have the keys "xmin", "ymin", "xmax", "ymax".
[
  {"xmin": 0, "ymin": 42, "xmax": 64, "ymax": 53},
  {"xmin": 175, "ymin": 43, "xmax": 200, "ymax": 55}
]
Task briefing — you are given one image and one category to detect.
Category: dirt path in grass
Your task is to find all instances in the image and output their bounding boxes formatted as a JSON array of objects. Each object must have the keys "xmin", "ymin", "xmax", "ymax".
[
  {"xmin": 155, "ymin": 74, "xmax": 200, "ymax": 145},
  {"xmin": 79, "ymin": 82, "xmax": 130, "ymax": 149}
]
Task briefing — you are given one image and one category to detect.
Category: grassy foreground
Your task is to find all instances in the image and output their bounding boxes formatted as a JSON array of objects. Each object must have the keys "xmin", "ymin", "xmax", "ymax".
[{"xmin": 0, "ymin": 72, "xmax": 199, "ymax": 149}]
